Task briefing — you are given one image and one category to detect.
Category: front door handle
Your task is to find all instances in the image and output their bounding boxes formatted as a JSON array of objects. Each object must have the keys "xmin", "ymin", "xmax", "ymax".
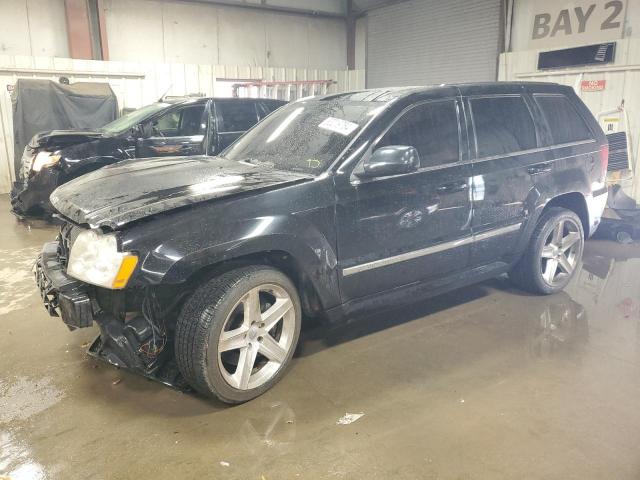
[
  {"xmin": 437, "ymin": 181, "xmax": 468, "ymax": 193},
  {"xmin": 527, "ymin": 163, "xmax": 553, "ymax": 175}
]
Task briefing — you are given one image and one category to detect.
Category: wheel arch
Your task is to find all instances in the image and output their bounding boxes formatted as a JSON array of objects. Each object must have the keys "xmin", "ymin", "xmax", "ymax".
[
  {"xmin": 182, "ymin": 249, "xmax": 327, "ymax": 318},
  {"xmin": 541, "ymin": 192, "xmax": 589, "ymax": 236}
]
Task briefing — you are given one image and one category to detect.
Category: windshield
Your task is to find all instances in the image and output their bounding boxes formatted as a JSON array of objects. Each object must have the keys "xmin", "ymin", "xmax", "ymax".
[
  {"xmin": 222, "ymin": 99, "xmax": 386, "ymax": 174},
  {"xmin": 100, "ymin": 103, "xmax": 171, "ymax": 135}
]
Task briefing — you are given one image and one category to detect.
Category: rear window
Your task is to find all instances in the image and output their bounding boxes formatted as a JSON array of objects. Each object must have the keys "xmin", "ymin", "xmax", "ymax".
[
  {"xmin": 471, "ymin": 96, "xmax": 537, "ymax": 157},
  {"xmin": 535, "ymin": 95, "xmax": 593, "ymax": 145},
  {"xmin": 216, "ymin": 101, "xmax": 259, "ymax": 133},
  {"xmin": 257, "ymin": 102, "xmax": 283, "ymax": 119}
]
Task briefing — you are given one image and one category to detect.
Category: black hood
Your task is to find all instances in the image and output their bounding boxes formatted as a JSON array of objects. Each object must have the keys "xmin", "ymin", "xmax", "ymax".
[
  {"xmin": 30, "ymin": 129, "xmax": 107, "ymax": 150},
  {"xmin": 50, "ymin": 156, "xmax": 313, "ymax": 229}
]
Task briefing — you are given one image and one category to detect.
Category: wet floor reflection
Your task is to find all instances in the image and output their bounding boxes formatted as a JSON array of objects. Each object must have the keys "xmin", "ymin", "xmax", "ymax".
[
  {"xmin": 526, "ymin": 293, "xmax": 588, "ymax": 359},
  {"xmin": 237, "ymin": 401, "xmax": 296, "ymax": 454},
  {"xmin": 0, "ymin": 432, "xmax": 48, "ymax": 480}
]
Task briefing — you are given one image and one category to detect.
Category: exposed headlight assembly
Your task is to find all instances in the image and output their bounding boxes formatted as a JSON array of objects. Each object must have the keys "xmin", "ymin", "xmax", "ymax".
[
  {"xmin": 67, "ymin": 230, "xmax": 138, "ymax": 289},
  {"xmin": 31, "ymin": 151, "xmax": 61, "ymax": 172}
]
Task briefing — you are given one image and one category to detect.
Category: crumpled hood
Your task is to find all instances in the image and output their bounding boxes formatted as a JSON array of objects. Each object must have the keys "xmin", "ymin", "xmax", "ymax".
[
  {"xmin": 50, "ymin": 156, "xmax": 312, "ymax": 229},
  {"xmin": 30, "ymin": 129, "xmax": 107, "ymax": 150}
]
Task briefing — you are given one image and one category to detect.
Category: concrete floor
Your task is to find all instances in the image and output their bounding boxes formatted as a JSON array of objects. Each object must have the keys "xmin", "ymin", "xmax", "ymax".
[{"xmin": 1, "ymin": 195, "xmax": 640, "ymax": 480}]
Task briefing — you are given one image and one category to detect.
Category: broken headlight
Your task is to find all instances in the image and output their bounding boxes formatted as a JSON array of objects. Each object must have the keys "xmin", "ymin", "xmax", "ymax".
[
  {"xmin": 67, "ymin": 230, "xmax": 138, "ymax": 289},
  {"xmin": 31, "ymin": 151, "xmax": 61, "ymax": 172}
]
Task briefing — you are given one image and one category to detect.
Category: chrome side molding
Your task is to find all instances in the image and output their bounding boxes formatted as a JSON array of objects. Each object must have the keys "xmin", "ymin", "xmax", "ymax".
[{"xmin": 342, "ymin": 223, "xmax": 522, "ymax": 276}]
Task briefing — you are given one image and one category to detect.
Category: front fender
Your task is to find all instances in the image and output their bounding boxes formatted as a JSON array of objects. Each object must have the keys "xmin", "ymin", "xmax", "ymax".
[
  {"xmin": 60, "ymin": 138, "xmax": 126, "ymax": 176},
  {"xmin": 128, "ymin": 210, "xmax": 340, "ymax": 309}
]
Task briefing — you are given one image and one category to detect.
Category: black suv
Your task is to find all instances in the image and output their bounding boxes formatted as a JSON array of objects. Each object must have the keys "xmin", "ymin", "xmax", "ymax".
[
  {"xmin": 11, "ymin": 97, "xmax": 286, "ymax": 216},
  {"xmin": 35, "ymin": 83, "xmax": 608, "ymax": 403}
]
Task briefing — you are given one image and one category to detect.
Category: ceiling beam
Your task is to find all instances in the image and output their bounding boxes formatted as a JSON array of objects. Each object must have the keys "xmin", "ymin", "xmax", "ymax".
[
  {"xmin": 181, "ymin": 0, "xmax": 348, "ymax": 18},
  {"xmin": 352, "ymin": 0, "xmax": 413, "ymax": 13}
]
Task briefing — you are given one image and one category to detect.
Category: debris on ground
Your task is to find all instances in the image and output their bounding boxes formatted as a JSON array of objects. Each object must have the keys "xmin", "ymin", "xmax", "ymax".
[
  {"xmin": 112, "ymin": 378, "xmax": 122, "ymax": 385},
  {"xmin": 617, "ymin": 298, "xmax": 639, "ymax": 319},
  {"xmin": 220, "ymin": 461, "xmax": 230, "ymax": 467},
  {"xmin": 336, "ymin": 412, "xmax": 365, "ymax": 425}
]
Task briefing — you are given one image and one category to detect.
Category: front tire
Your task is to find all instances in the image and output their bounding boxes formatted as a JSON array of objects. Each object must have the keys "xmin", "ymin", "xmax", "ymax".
[
  {"xmin": 175, "ymin": 266, "xmax": 301, "ymax": 404},
  {"xmin": 509, "ymin": 207, "xmax": 584, "ymax": 295}
]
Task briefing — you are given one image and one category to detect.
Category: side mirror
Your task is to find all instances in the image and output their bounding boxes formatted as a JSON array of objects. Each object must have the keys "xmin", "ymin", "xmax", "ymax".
[{"xmin": 357, "ymin": 145, "xmax": 420, "ymax": 178}]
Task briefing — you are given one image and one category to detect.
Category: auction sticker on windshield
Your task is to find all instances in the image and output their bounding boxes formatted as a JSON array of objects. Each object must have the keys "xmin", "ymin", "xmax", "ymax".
[{"xmin": 318, "ymin": 117, "xmax": 359, "ymax": 136}]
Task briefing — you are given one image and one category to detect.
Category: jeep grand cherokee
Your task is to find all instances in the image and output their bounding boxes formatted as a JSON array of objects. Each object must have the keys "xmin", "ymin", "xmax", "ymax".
[{"xmin": 34, "ymin": 83, "xmax": 608, "ymax": 403}]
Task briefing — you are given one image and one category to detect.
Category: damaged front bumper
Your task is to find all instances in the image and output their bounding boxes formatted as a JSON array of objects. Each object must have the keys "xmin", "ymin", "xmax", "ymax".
[
  {"xmin": 35, "ymin": 241, "xmax": 94, "ymax": 329},
  {"xmin": 34, "ymin": 241, "xmax": 187, "ymax": 389},
  {"xmin": 11, "ymin": 168, "xmax": 61, "ymax": 217}
]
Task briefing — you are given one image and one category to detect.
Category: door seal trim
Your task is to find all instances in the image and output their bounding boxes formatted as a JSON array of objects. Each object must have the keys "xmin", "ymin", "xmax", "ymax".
[{"xmin": 342, "ymin": 223, "xmax": 522, "ymax": 277}]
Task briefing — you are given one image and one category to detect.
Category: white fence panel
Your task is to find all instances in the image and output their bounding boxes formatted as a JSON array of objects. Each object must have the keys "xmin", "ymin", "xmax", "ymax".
[{"xmin": 0, "ymin": 54, "xmax": 364, "ymax": 194}]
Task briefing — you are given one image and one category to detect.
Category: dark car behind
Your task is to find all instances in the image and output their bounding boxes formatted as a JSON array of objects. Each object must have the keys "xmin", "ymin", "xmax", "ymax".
[{"xmin": 10, "ymin": 97, "xmax": 286, "ymax": 217}]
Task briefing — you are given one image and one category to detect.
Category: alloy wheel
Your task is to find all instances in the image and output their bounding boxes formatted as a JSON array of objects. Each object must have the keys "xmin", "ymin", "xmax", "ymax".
[
  {"xmin": 217, "ymin": 284, "xmax": 296, "ymax": 390},
  {"xmin": 540, "ymin": 218, "xmax": 583, "ymax": 287}
]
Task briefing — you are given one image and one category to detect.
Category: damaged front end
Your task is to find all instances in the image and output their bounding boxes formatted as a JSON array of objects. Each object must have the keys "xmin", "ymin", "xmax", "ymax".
[
  {"xmin": 11, "ymin": 130, "xmax": 108, "ymax": 217},
  {"xmin": 11, "ymin": 145, "xmax": 63, "ymax": 217},
  {"xmin": 35, "ymin": 224, "xmax": 190, "ymax": 389}
]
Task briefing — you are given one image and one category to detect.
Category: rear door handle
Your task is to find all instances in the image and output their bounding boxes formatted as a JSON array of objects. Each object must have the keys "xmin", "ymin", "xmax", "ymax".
[
  {"xmin": 437, "ymin": 181, "xmax": 468, "ymax": 193},
  {"xmin": 527, "ymin": 163, "xmax": 553, "ymax": 175}
]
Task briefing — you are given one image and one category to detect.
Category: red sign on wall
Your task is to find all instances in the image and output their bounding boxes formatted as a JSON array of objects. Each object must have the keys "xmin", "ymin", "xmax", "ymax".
[{"xmin": 581, "ymin": 80, "xmax": 606, "ymax": 92}]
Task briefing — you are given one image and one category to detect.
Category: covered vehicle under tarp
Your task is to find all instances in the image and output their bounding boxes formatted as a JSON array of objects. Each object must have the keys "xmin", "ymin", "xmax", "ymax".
[{"xmin": 11, "ymin": 79, "xmax": 118, "ymax": 179}]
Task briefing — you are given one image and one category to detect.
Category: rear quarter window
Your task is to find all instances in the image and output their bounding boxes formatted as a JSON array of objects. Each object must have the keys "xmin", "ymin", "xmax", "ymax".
[
  {"xmin": 470, "ymin": 96, "xmax": 537, "ymax": 157},
  {"xmin": 216, "ymin": 101, "xmax": 259, "ymax": 133},
  {"xmin": 258, "ymin": 102, "xmax": 284, "ymax": 119},
  {"xmin": 534, "ymin": 95, "xmax": 593, "ymax": 145}
]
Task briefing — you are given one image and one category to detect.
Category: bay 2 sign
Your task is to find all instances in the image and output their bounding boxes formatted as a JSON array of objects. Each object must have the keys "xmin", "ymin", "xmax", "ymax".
[{"xmin": 529, "ymin": 0, "xmax": 627, "ymax": 49}]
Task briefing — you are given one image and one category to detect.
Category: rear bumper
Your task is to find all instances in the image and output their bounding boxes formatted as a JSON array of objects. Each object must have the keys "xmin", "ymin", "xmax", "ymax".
[
  {"xmin": 35, "ymin": 242, "xmax": 94, "ymax": 330},
  {"xmin": 585, "ymin": 188, "xmax": 608, "ymax": 237}
]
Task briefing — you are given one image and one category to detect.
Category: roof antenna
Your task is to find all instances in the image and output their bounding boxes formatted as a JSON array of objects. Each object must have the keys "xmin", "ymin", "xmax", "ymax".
[{"xmin": 158, "ymin": 84, "xmax": 172, "ymax": 102}]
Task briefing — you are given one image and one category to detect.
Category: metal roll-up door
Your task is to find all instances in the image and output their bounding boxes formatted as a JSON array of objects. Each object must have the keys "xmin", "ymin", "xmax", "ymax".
[{"xmin": 366, "ymin": 0, "xmax": 501, "ymax": 87}]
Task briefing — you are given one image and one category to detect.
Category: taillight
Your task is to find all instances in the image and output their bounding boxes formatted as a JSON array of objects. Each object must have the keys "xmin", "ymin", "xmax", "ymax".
[{"xmin": 599, "ymin": 143, "xmax": 609, "ymax": 179}]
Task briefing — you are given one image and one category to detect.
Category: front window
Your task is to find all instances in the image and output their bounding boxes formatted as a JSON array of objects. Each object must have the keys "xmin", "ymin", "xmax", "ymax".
[
  {"xmin": 222, "ymin": 99, "xmax": 386, "ymax": 174},
  {"xmin": 100, "ymin": 103, "xmax": 171, "ymax": 135},
  {"xmin": 153, "ymin": 104, "xmax": 207, "ymax": 137},
  {"xmin": 377, "ymin": 100, "xmax": 460, "ymax": 168}
]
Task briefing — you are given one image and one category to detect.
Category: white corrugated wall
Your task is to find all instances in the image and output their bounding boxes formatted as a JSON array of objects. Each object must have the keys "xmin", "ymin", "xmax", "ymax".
[
  {"xmin": 0, "ymin": 55, "xmax": 365, "ymax": 194},
  {"xmin": 366, "ymin": 0, "xmax": 502, "ymax": 87}
]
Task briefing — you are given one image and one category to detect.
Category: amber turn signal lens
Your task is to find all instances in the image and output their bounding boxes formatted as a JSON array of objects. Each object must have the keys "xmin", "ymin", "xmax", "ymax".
[{"xmin": 111, "ymin": 255, "xmax": 138, "ymax": 289}]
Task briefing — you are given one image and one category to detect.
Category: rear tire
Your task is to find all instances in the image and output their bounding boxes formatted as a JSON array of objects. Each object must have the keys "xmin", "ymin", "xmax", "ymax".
[
  {"xmin": 509, "ymin": 207, "xmax": 584, "ymax": 295},
  {"xmin": 175, "ymin": 266, "xmax": 301, "ymax": 404}
]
